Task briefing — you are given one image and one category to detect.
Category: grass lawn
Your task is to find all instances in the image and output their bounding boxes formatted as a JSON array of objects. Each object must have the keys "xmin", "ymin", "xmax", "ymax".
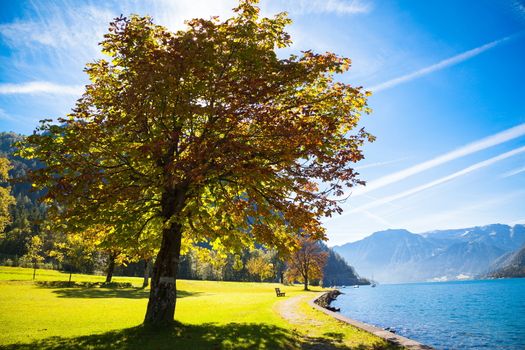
[{"xmin": 0, "ymin": 266, "xmax": 397, "ymax": 349}]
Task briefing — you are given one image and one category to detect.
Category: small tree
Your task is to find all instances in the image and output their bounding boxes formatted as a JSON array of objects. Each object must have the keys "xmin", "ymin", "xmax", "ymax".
[
  {"xmin": 246, "ymin": 251, "xmax": 274, "ymax": 282},
  {"xmin": 22, "ymin": 235, "xmax": 45, "ymax": 280},
  {"xmin": 0, "ymin": 157, "xmax": 15, "ymax": 235},
  {"xmin": 232, "ymin": 254, "xmax": 244, "ymax": 271},
  {"xmin": 103, "ymin": 251, "xmax": 128, "ymax": 283},
  {"xmin": 286, "ymin": 237, "xmax": 328, "ymax": 290},
  {"xmin": 49, "ymin": 232, "xmax": 97, "ymax": 284},
  {"xmin": 193, "ymin": 247, "xmax": 228, "ymax": 280},
  {"xmin": 94, "ymin": 228, "xmax": 129, "ymax": 283}
]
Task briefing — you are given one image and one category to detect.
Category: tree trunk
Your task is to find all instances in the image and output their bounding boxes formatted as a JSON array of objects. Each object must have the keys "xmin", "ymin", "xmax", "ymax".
[
  {"xmin": 304, "ymin": 276, "xmax": 309, "ymax": 290},
  {"xmin": 144, "ymin": 223, "xmax": 182, "ymax": 324},
  {"xmin": 33, "ymin": 264, "xmax": 36, "ymax": 280},
  {"xmin": 144, "ymin": 187, "xmax": 186, "ymax": 325},
  {"xmin": 143, "ymin": 258, "xmax": 152, "ymax": 288},
  {"xmin": 105, "ymin": 253, "xmax": 116, "ymax": 283}
]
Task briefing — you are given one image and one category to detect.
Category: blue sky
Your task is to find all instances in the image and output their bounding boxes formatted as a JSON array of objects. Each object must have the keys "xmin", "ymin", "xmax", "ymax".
[{"xmin": 1, "ymin": 0, "xmax": 524, "ymax": 245}]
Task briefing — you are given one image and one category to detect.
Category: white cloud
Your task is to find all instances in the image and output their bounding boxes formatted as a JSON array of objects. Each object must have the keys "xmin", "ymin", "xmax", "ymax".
[
  {"xmin": 0, "ymin": 82, "xmax": 83, "ymax": 96},
  {"xmin": 277, "ymin": 0, "xmax": 372, "ymax": 15},
  {"xmin": 369, "ymin": 32, "xmax": 521, "ymax": 93},
  {"xmin": 0, "ymin": 2, "xmax": 115, "ymax": 83},
  {"xmin": 0, "ymin": 3, "xmax": 113, "ymax": 55},
  {"xmin": 0, "ymin": 1, "xmax": 240, "ymax": 80},
  {"xmin": 342, "ymin": 145, "xmax": 525, "ymax": 216},
  {"xmin": 351, "ymin": 123, "xmax": 525, "ymax": 197},
  {"xmin": 513, "ymin": 0, "xmax": 525, "ymax": 20},
  {"xmin": 0, "ymin": 5, "xmax": 111, "ymax": 50}
]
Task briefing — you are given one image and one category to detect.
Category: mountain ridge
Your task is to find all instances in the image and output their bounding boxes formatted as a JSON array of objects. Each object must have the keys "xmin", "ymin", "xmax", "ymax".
[{"xmin": 333, "ymin": 224, "xmax": 525, "ymax": 284}]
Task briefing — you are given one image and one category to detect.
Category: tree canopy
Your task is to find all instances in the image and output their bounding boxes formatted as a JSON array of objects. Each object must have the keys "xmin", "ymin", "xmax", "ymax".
[{"xmin": 21, "ymin": 0, "xmax": 373, "ymax": 324}]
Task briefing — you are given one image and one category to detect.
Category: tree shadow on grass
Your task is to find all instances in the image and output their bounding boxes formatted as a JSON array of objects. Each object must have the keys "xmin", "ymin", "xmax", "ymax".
[
  {"xmin": 35, "ymin": 281, "xmax": 200, "ymax": 299},
  {"xmin": 3, "ymin": 322, "xmax": 402, "ymax": 350},
  {"xmin": 3, "ymin": 323, "xmax": 296, "ymax": 350},
  {"xmin": 323, "ymin": 332, "xmax": 345, "ymax": 343}
]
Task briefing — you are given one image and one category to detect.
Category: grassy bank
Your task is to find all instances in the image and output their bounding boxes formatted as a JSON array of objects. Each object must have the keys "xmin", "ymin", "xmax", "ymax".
[{"xmin": 0, "ymin": 266, "xmax": 396, "ymax": 349}]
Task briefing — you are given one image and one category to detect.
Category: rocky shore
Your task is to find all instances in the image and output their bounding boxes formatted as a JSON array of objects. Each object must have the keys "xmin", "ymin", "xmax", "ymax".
[{"xmin": 313, "ymin": 289, "xmax": 342, "ymax": 311}]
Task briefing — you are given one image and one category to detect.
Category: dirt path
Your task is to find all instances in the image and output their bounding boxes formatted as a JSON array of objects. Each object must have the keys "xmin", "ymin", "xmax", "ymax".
[
  {"xmin": 274, "ymin": 293, "xmax": 323, "ymax": 327},
  {"xmin": 275, "ymin": 293, "xmax": 349, "ymax": 349}
]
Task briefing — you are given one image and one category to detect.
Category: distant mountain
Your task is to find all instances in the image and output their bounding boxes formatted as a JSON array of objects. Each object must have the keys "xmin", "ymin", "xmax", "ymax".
[
  {"xmin": 422, "ymin": 224, "xmax": 525, "ymax": 252},
  {"xmin": 333, "ymin": 224, "xmax": 525, "ymax": 283},
  {"xmin": 486, "ymin": 242, "xmax": 525, "ymax": 278}
]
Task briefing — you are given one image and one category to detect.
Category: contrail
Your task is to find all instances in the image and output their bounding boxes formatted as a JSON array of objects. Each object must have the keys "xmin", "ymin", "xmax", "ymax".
[
  {"xmin": 331, "ymin": 145, "xmax": 525, "ymax": 221},
  {"xmin": 370, "ymin": 33, "xmax": 521, "ymax": 93},
  {"xmin": 351, "ymin": 123, "xmax": 525, "ymax": 197}
]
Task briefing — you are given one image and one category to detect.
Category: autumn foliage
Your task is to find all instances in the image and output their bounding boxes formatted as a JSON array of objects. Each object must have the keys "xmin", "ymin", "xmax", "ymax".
[
  {"xmin": 286, "ymin": 237, "xmax": 328, "ymax": 290},
  {"xmin": 21, "ymin": 0, "xmax": 373, "ymax": 324}
]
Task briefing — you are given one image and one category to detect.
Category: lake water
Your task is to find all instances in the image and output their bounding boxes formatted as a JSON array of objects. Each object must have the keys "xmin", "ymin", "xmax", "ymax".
[{"xmin": 331, "ymin": 279, "xmax": 525, "ymax": 349}]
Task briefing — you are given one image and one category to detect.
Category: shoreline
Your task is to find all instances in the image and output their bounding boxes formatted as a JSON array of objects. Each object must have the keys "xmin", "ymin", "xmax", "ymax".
[{"xmin": 311, "ymin": 290, "xmax": 434, "ymax": 350}]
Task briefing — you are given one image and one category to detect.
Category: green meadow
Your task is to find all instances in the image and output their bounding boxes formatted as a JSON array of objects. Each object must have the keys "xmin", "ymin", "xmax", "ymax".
[{"xmin": 0, "ymin": 266, "xmax": 396, "ymax": 349}]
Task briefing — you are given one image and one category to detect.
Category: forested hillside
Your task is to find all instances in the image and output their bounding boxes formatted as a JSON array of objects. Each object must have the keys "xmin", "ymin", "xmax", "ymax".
[
  {"xmin": 0, "ymin": 132, "xmax": 47, "ymax": 258},
  {"xmin": 321, "ymin": 244, "xmax": 369, "ymax": 286},
  {"xmin": 487, "ymin": 242, "xmax": 525, "ymax": 278}
]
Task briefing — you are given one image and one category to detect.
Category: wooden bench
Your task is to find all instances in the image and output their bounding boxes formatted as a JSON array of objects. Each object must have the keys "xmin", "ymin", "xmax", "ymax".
[{"xmin": 275, "ymin": 287, "xmax": 285, "ymax": 297}]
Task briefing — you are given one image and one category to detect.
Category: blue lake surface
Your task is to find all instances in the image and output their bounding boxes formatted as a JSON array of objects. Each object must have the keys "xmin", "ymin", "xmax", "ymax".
[{"xmin": 332, "ymin": 279, "xmax": 525, "ymax": 349}]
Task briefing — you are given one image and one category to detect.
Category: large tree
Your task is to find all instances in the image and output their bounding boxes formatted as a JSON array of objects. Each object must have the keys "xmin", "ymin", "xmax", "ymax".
[{"xmin": 22, "ymin": 0, "xmax": 373, "ymax": 324}]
